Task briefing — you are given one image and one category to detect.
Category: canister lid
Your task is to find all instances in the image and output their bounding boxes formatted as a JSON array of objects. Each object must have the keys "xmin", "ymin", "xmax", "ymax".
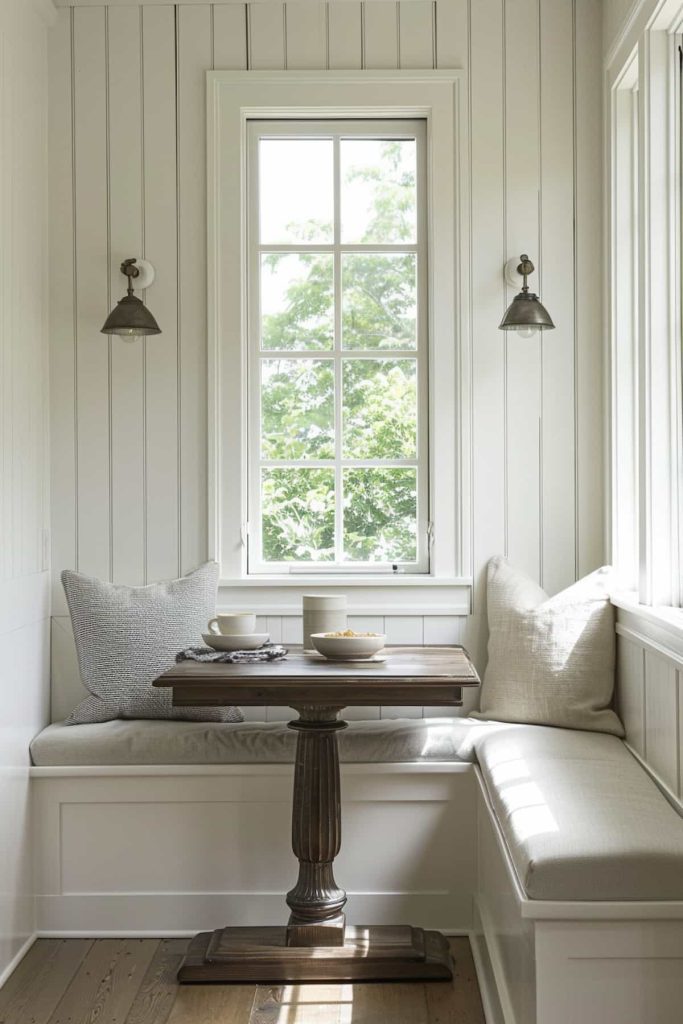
[{"xmin": 302, "ymin": 594, "xmax": 348, "ymax": 609}]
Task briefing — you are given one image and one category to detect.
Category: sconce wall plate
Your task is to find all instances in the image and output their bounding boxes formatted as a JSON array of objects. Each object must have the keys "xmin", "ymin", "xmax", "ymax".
[
  {"xmin": 131, "ymin": 258, "xmax": 156, "ymax": 290},
  {"xmin": 504, "ymin": 257, "xmax": 525, "ymax": 290}
]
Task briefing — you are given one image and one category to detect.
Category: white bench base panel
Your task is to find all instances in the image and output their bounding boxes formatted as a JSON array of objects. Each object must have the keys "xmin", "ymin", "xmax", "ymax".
[
  {"xmin": 31, "ymin": 762, "xmax": 476, "ymax": 936},
  {"xmin": 474, "ymin": 768, "xmax": 683, "ymax": 1024},
  {"xmin": 30, "ymin": 760, "xmax": 683, "ymax": 1023}
]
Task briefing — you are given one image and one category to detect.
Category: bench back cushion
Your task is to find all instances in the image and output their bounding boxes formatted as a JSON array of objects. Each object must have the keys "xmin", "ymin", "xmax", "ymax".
[
  {"xmin": 475, "ymin": 557, "xmax": 623, "ymax": 736},
  {"xmin": 62, "ymin": 563, "xmax": 242, "ymax": 725}
]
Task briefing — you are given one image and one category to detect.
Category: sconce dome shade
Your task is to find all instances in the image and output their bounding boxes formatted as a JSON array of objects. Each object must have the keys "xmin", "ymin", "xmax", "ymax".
[
  {"xmin": 499, "ymin": 291, "xmax": 555, "ymax": 331},
  {"xmin": 101, "ymin": 293, "xmax": 161, "ymax": 336}
]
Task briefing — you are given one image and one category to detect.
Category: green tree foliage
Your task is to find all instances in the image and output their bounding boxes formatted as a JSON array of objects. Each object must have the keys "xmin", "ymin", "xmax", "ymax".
[{"xmin": 260, "ymin": 141, "xmax": 420, "ymax": 563}]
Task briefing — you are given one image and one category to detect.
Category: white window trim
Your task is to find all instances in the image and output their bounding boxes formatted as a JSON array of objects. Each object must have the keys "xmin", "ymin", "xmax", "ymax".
[
  {"xmin": 607, "ymin": 2, "xmax": 683, "ymax": 635},
  {"xmin": 609, "ymin": 54, "xmax": 640, "ymax": 591},
  {"xmin": 207, "ymin": 70, "xmax": 471, "ymax": 614}
]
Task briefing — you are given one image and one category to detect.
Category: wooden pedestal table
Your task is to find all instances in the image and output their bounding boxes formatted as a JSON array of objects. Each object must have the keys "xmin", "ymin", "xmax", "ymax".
[{"xmin": 154, "ymin": 645, "xmax": 479, "ymax": 984}]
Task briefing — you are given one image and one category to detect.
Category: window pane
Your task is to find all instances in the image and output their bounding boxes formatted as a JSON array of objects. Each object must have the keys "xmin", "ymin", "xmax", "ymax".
[
  {"xmin": 261, "ymin": 253, "xmax": 334, "ymax": 351},
  {"xmin": 262, "ymin": 468, "xmax": 335, "ymax": 562},
  {"xmin": 342, "ymin": 253, "xmax": 417, "ymax": 349},
  {"xmin": 340, "ymin": 139, "xmax": 417, "ymax": 244},
  {"xmin": 259, "ymin": 139, "xmax": 333, "ymax": 244},
  {"xmin": 261, "ymin": 359, "xmax": 334, "ymax": 460},
  {"xmin": 262, "ymin": 468, "xmax": 335, "ymax": 565},
  {"xmin": 343, "ymin": 468, "xmax": 417, "ymax": 562},
  {"xmin": 343, "ymin": 359, "xmax": 417, "ymax": 458}
]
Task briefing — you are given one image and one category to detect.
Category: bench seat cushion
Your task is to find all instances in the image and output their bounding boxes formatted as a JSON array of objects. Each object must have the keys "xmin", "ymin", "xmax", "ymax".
[
  {"xmin": 475, "ymin": 724, "xmax": 683, "ymax": 901},
  {"xmin": 30, "ymin": 717, "xmax": 481, "ymax": 766}
]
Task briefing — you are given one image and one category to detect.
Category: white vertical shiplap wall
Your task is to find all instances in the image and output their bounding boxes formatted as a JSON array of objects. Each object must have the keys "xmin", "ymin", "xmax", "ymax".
[
  {"xmin": 0, "ymin": 0, "xmax": 51, "ymax": 983},
  {"xmin": 48, "ymin": 0, "xmax": 604, "ymax": 718},
  {"xmin": 616, "ymin": 615, "xmax": 683, "ymax": 811}
]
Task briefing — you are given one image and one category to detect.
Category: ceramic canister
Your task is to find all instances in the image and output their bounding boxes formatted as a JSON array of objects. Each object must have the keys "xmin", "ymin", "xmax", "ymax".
[{"xmin": 302, "ymin": 595, "xmax": 348, "ymax": 652}]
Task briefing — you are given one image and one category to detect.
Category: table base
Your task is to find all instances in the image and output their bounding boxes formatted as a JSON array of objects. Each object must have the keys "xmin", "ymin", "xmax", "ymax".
[{"xmin": 177, "ymin": 925, "xmax": 454, "ymax": 983}]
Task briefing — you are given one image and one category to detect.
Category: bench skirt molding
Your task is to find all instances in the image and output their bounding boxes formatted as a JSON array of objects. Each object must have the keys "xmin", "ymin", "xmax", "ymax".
[
  {"xmin": 474, "ymin": 768, "xmax": 683, "ymax": 1024},
  {"xmin": 31, "ymin": 762, "xmax": 477, "ymax": 937}
]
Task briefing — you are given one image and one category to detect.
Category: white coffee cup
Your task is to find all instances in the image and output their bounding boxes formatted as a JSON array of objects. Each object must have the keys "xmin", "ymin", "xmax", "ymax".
[{"xmin": 208, "ymin": 612, "xmax": 256, "ymax": 636}]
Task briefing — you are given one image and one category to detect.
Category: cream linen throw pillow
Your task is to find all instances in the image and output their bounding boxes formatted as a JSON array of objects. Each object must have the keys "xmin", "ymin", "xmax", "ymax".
[{"xmin": 474, "ymin": 557, "xmax": 623, "ymax": 736}]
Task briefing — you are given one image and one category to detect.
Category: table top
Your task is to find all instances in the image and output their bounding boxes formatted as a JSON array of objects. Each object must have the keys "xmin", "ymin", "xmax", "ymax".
[{"xmin": 154, "ymin": 645, "xmax": 479, "ymax": 708}]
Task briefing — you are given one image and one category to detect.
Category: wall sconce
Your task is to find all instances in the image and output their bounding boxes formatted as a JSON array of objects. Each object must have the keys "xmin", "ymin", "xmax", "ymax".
[
  {"xmin": 499, "ymin": 254, "xmax": 555, "ymax": 338},
  {"xmin": 101, "ymin": 258, "xmax": 161, "ymax": 339}
]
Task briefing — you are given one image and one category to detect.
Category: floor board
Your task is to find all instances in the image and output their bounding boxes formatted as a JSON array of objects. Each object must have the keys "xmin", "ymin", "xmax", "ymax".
[
  {"xmin": 1, "ymin": 937, "xmax": 485, "ymax": 1024},
  {"xmin": 46, "ymin": 939, "xmax": 159, "ymax": 1024},
  {"xmin": 0, "ymin": 939, "xmax": 94, "ymax": 1024}
]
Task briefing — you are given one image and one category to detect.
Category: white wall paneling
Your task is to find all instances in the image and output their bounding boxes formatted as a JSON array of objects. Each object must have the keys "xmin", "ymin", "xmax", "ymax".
[
  {"xmin": 327, "ymin": 3, "xmax": 361, "ymax": 69},
  {"xmin": 467, "ymin": 0, "xmax": 506, "ymax": 677},
  {"xmin": 398, "ymin": 1, "xmax": 434, "ymax": 68},
  {"xmin": 503, "ymin": 0, "xmax": 541, "ymax": 585},
  {"xmin": 643, "ymin": 649, "xmax": 679, "ymax": 794},
  {"xmin": 539, "ymin": 0, "xmax": 577, "ymax": 597},
  {"xmin": 362, "ymin": 2, "xmax": 399, "ymax": 69},
  {"xmin": 616, "ymin": 609, "xmax": 683, "ymax": 810},
  {"xmin": 108, "ymin": 6, "xmax": 145, "ymax": 587},
  {"xmin": 49, "ymin": 0, "xmax": 604, "ymax": 713},
  {"xmin": 0, "ymin": 0, "xmax": 52, "ymax": 983},
  {"xmin": 145, "ymin": 6, "xmax": 182, "ymax": 585},
  {"xmin": 73, "ymin": 8, "xmax": 111, "ymax": 583},
  {"xmin": 616, "ymin": 630, "xmax": 645, "ymax": 757}
]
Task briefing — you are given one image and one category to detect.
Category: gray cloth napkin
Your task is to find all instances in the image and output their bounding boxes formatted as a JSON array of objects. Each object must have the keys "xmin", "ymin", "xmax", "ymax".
[{"xmin": 177, "ymin": 643, "xmax": 288, "ymax": 664}]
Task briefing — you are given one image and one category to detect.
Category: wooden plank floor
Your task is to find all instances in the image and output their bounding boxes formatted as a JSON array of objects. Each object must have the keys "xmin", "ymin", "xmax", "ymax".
[{"xmin": 0, "ymin": 938, "xmax": 485, "ymax": 1024}]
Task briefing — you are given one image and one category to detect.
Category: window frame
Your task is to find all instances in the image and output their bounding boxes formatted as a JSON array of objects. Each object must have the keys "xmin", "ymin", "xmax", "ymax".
[
  {"xmin": 608, "ymin": 18, "xmax": 683, "ymax": 618},
  {"xmin": 207, "ymin": 70, "xmax": 471, "ymax": 615},
  {"xmin": 246, "ymin": 118, "xmax": 430, "ymax": 575}
]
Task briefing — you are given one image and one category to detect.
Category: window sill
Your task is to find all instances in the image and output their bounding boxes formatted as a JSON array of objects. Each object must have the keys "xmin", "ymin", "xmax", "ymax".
[
  {"xmin": 611, "ymin": 591, "xmax": 683, "ymax": 661},
  {"xmin": 217, "ymin": 576, "xmax": 473, "ymax": 616}
]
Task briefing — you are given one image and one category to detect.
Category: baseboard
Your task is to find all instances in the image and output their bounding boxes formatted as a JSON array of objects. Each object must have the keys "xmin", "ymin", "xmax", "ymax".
[
  {"xmin": 475, "ymin": 897, "xmax": 520, "ymax": 1024},
  {"xmin": 0, "ymin": 932, "xmax": 37, "ymax": 990},
  {"xmin": 35, "ymin": 926, "xmax": 472, "ymax": 940},
  {"xmin": 469, "ymin": 916, "xmax": 506, "ymax": 1024},
  {"xmin": 35, "ymin": 893, "xmax": 474, "ymax": 935}
]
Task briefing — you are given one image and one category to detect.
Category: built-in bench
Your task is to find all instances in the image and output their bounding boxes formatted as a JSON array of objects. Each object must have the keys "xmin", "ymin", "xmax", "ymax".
[{"xmin": 29, "ymin": 714, "xmax": 683, "ymax": 1024}]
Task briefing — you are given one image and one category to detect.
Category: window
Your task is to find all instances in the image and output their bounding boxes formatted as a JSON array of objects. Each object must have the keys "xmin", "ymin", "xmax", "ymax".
[
  {"xmin": 209, "ymin": 71, "xmax": 469, "ymax": 610},
  {"xmin": 610, "ymin": 59, "xmax": 639, "ymax": 589},
  {"xmin": 609, "ymin": 35, "xmax": 683, "ymax": 613},
  {"xmin": 246, "ymin": 121, "xmax": 428, "ymax": 574}
]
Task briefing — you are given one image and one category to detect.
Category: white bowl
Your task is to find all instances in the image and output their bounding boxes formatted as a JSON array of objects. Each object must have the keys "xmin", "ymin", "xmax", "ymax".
[
  {"xmin": 202, "ymin": 632, "xmax": 269, "ymax": 652},
  {"xmin": 310, "ymin": 633, "xmax": 386, "ymax": 661}
]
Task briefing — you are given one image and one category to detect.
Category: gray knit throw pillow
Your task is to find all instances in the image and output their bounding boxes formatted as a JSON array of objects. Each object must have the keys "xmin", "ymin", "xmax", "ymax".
[{"xmin": 62, "ymin": 563, "xmax": 242, "ymax": 725}]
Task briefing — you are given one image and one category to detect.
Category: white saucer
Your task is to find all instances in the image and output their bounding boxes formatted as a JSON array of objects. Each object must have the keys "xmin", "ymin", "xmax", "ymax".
[{"xmin": 202, "ymin": 632, "xmax": 270, "ymax": 652}]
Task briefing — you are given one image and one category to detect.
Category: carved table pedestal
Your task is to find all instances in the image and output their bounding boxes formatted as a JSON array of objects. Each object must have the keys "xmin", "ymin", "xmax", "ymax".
[{"xmin": 154, "ymin": 646, "xmax": 479, "ymax": 983}]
